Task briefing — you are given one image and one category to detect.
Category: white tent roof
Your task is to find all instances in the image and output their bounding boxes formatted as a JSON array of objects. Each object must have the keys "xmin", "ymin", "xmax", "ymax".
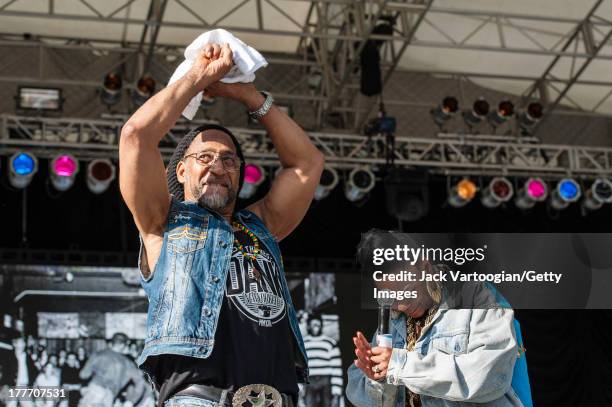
[{"xmin": 2, "ymin": 0, "xmax": 612, "ymax": 114}]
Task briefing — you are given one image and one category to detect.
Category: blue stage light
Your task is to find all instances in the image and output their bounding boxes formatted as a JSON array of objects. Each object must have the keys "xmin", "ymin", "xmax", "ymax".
[
  {"xmin": 550, "ymin": 178, "xmax": 581, "ymax": 210},
  {"xmin": 8, "ymin": 151, "xmax": 38, "ymax": 188},
  {"xmin": 12, "ymin": 152, "xmax": 36, "ymax": 175},
  {"xmin": 558, "ymin": 179, "xmax": 580, "ymax": 201}
]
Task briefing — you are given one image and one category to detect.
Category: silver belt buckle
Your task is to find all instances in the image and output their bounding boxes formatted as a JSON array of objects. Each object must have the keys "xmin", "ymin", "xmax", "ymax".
[{"xmin": 232, "ymin": 384, "xmax": 283, "ymax": 407}]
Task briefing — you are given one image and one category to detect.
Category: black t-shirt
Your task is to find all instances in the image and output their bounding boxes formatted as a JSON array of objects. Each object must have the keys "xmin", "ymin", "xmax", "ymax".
[{"xmin": 154, "ymin": 223, "xmax": 299, "ymax": 405}]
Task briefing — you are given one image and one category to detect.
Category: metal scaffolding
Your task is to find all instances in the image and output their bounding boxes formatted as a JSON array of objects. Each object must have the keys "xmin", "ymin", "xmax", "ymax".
[
  {"xmin": 2, "ymin": 114, "xmax": 611, "ymax": 178},
  {"xmin": 3, "ymin": 0, "xmax": 612, "ymax": 132}
]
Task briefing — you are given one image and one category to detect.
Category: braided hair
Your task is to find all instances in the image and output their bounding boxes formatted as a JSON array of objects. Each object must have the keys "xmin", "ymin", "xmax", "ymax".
[{"xmin": 166, "ymin": 124, "xmax": 245, "ymax": 202}]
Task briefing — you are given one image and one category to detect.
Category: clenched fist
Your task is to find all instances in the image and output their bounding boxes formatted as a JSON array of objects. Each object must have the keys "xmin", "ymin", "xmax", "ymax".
[{"xmin": 186, "ymin": 43, "xmax": 233, "ymax": 91}]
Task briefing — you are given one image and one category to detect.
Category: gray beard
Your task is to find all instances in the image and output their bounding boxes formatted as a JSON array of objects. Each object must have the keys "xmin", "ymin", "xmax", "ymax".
[{"xmin": 193, "ymin": 184, "xmax": 237, "ymax": 210}]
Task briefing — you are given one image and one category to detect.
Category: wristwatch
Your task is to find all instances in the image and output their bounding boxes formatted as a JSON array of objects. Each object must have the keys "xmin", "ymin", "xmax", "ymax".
[{"xmin": 247, "ymin": 91, "xmax": 274, "ymax": 121}]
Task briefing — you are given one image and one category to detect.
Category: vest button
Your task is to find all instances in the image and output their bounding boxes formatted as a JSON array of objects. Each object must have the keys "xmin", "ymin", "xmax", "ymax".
[
  {"xmin": 212, "ymin": 276, "xmax": 220, "ymax": 283},
  {"xmin": 219, "ymin": 241, "xmax": 227, "ymax": 248},
  {"xmin": 203, "ymin": 307, "xmax": 212, "ymax": 317}
]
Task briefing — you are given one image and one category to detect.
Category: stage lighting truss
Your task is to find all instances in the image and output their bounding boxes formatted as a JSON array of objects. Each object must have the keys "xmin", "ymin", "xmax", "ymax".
[
  {"xmin": 8, "ymin": 151, "xmax": 38, "ymax": 189},
  {"xmin": 50, "ymin": 154, "xmax": 79, "ymax": 191},
  {"xmin": 87, "ymin": 159, "xmax": 116, "ymax": 194},
  {"xmin": 515, "ymin": 177, "xmax": 548, "ymax": 209},
  {"xmin": 582, "ymin": 178, "xmax": 612, "ymax": 212},
  {"xmin": 239, "ymin": 163, "xmax": 266, "ymax": 199},
  {"xmin": 345, "ymin": 167, "xmax": 375, "ymax": 202},
  {"xmin": 4, "ymin": 115, "xmax": 612, "ymax": 181},
  {"xmin": 481, "ymin": 177, "xmax": 514, "ymax": 208},
  {"xmin": 447, "ymin": 178, "xmax": 477, "ymax": 208},
  {"xmin": 430, "ymin": 96, "xmax": 459, "ymax": 128},
  {"xmin": 314, "ymin": 167, "xmax": 339, "ymax": 201},
  {"xmin": 550, "ymin": 178, "xmax": 581, "ymax": 210}
]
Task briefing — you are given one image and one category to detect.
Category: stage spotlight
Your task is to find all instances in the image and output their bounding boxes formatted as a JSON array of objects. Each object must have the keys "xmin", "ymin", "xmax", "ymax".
[
  {"xmin": 481, "ymin": 177, "xmax": 513, "ymax": 208},
  {"xmin": 514, "ymin": 177, "xmax": 547, "ymax": 209},
  {"xmin": 550, "ymin": 178, "xmax": 581, "ymax": 210},
  {"xmin": 448, "ymin": 178, "xmax": 477, "ymax": 208},
  {"xmin": 487, "ymin": 100, "xmax": 514, "ymax": 127},
  {"xmin": 314, "ymin": 167, "xmax": 339, "ymax": 201},
  {"xmin": 86, "ymin": 159, "xmax": 116, "ymax": 194},
  {"xmin": 8, "ymin": 151, "xmax": 38, "ymax": 189},
  {"xmin": 101, "ymin": 73, "xmax": 122, "ymax": 106},
  {"xmin": 384, "ymin": 168, "xmax": 429, "ymax": 221},
  {"xmin": 430, "ymin": 96, "xmax": 459, "ymax": 127},
  {"xmin": 132, "ymin": 75, "xmax": 156, "ymax": 107},
  {"xmin": 239, "ymin": 164, "xmax": 266, "ymax": 199},
  {"xmin": 582, "ymin": 178, "xmax": 612, "ymax": 212},
  {"xmin": 345, "ymin": 167, "xmax": 375, "ymax": 202},
  {"xmin": 519, "ymin": 102, "xmax": 544, "ymax": 134},
  {"xmin": 462, "ymin": 97, "xmax": 489, "ymax": 127},
  {"xmin": 50, "ymin": 154, "xmax": 79, "ymax": 191}
]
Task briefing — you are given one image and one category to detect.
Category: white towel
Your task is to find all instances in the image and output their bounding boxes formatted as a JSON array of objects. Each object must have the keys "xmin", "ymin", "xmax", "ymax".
[{"xmin": 168, "ymin": 29, "xmax": 268, "ymax": 120}]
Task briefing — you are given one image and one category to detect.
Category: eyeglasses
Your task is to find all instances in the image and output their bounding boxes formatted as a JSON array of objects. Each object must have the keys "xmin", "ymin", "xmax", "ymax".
[{"xmin": 183, "ymin": 151, "xmax": 242, "ymax": 172}]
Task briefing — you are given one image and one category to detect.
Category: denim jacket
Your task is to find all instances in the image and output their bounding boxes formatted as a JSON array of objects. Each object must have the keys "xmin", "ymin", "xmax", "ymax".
[
  {"xmin": 346, "ymin": 283, "xmax": 523, "ymax": 407},
  {"xmin": 135, "ymin": 198, "xmax": 308, "ymax": 386}
]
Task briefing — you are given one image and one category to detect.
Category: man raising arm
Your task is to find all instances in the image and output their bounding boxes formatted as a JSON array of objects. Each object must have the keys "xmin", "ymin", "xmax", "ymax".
[{"xmin": 119, "ymin": 42, "xmax": 323, "ymax": 407}]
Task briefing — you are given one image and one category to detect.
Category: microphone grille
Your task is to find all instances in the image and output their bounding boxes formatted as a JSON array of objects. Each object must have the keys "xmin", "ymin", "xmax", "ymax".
[{"xmin": 376, "ymin": 290, "xmax": 395, "ymax": 307}]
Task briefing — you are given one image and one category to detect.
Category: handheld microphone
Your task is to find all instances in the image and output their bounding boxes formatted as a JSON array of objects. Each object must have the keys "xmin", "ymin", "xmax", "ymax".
[{"xmin": 376, "ymin": 293, "xmax": 394, "ymax": 348}]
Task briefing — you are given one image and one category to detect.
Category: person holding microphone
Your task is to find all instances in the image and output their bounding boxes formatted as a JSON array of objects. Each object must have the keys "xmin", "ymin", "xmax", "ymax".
[{"xmin": 346, "ymin": 230, "xmax": 524, "ymax": 407}]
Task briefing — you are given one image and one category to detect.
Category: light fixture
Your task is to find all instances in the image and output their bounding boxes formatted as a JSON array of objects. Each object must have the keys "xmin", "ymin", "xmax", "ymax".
[
  {"xmin": 462, "ymin": 97, "xmax": 489, "ymax": 127},
  {"xmin": 518, "ymin": 102, "xmax": 544, "ymax": 134},
  {"xmin": 86, "ymin": 159, "xmax": 116, "ymax": 194},
  {"xmin": 448, "ymin": 178, "xmax": 477, "ymax": 208},
  {"xmin": 101, "ymin": 73, "xmax": 122, "ymax": 106},
  {"xmin": 480, "ymin": 177, "xmax": 513, "ymax": 208},
  {"xmin": 239, "ymin": 164, "xmax": 266, "ymax": 199},
  {"xmin": 345, "ymin": 167, "xmax": 375, "ymax": 202},
  {"xmin": 487, "ymin": 99, "xmax": 514, "ymax": 127},
  {"xmin": 581, "ymin": 178, "xmax": 612, "ymax": 212},
  {"xmin": 314, "ymin": 167, "xmax": 339, "ymax": 200},
  {"xmin": 17, "ymin": 86, "xmax": 63, "ymax": 112},
  {"xmin": 132, "ymin": 75, "xmax": 156, "ymax": 107},
  {"xmin": 384, "ymin": 168, "xmax": 429, "ymax": 221},
  {"xmin": 50, "ymin": 154, "xmax": 79, "ymax": 191},
  {"xmin": 550, "ymin": 178, "xmax": 581, "ymax": 210},
  {"xmin": 515, "ymin": 177, "xmax": 547, "ymax": 209},
  {"xmin": 8, "ymin": 151, "xmax": 38, "ymax": 189},
  {"xmin": 430, "ymin": 96, "xmax": 459, "ymax": 128}
]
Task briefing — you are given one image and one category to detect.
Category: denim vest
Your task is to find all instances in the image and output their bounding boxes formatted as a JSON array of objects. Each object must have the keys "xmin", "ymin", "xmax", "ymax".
[{"xmin": 136, "ymin": 198, "xmax": 309, "ymax": 386}]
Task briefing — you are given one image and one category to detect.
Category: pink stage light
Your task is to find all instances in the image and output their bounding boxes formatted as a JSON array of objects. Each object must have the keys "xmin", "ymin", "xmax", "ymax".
[
  {"xmin": 244, "ymin": 164, "xmax": 263, "ymax": 184},
  {"xmin": 52, "ymin": 155, "xmax": 78, "ymax": 177},
  {"xmin": 526, "ymin": 179, "xmax": 546, "ymax": 199}
]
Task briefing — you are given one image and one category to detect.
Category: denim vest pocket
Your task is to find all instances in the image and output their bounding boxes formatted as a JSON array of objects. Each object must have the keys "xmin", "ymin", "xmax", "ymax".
[
  {"xmin": 167, "ymin": 212, "xmax": 209, "ymax": 254},
  {"xmin": 431, "ymin": 331, "xmax": 468, "ymax": 355}
]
